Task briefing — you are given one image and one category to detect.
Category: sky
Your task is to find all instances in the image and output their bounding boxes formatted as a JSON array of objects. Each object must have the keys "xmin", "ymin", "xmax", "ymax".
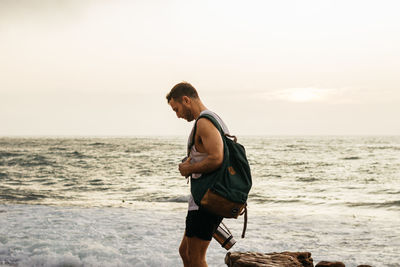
[{"xmin": 1, "ymin": 0, "xmax": 399, "ymax": 136}]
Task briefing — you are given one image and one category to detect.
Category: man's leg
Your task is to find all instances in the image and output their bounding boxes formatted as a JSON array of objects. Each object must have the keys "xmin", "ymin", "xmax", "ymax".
[
  {"xmin": 187, "ymin": 236, "xmax": 211, "ymax": 267},
  {"xmin": 182, "ymin": 209, "xmax": 222, "ymax": 266},
  {"xmin": 179, "ymin": 233, "xmax": 190, "ymax": 267}
]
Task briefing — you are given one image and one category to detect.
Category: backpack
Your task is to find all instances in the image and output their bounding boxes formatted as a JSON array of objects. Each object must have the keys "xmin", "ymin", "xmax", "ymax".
[{"xmin": 188, "ymin": 113, "xmax": 252, "ymax": 238}]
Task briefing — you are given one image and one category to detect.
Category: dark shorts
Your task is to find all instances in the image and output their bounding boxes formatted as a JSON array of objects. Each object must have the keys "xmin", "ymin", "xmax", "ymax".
[{"xmin": 185, "ymin": 208, "xmax": 223, "ymax": 241}]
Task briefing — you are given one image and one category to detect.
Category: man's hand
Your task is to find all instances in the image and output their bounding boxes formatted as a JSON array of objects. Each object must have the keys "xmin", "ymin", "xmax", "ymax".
[{"xmin": 179, "ymin": 157, "xmax": 192, "ymax": 177}]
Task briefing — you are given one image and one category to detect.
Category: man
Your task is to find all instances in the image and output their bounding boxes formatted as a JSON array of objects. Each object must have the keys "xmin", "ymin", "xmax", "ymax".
[{"xmin": 166, "ymin": 82, "xmax": 229, "ymax": 267}]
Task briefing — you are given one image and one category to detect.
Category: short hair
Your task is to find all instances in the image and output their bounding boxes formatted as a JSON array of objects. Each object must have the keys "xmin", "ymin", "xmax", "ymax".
[{"xmin": 166, "ymin": 82, "xmax": 199, "ymax": 103}]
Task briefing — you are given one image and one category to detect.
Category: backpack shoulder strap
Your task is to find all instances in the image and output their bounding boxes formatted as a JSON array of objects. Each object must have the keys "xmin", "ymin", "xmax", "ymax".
[
  {"xmin": 188, "ymin": 113, "xmax": 225, "ymax": 152},
  {"xmin": 241, "ymin": 204, "xmax": 248, "ymax": 238}
]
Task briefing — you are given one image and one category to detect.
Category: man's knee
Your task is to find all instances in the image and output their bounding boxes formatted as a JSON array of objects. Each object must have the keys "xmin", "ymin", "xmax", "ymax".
[
  {"xmin": 188, "ymin": 256, "xmax": 207, "ymax": 266},
  {"xmin": 179, "ymin": 243, "xmax": 187, "ymax": 258},
  {"xmin": 186, "ymin": 237, "xmax": 209, "ymax": 266},
  {"xmin": 179, "ymin": 239, "xmax": 189, "ymax": 263}
]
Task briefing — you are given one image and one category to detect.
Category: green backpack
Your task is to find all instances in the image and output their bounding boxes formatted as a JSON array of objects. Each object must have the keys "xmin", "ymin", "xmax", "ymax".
[{"xmin": 189, "ymin": 113, "xmax": 252, "ymax": 237}]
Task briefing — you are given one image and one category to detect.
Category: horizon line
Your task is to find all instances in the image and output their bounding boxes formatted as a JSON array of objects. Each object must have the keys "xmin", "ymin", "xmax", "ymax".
[{"xmin": 1, "ymin": 134, "xmax": 399, "ymax": 138}]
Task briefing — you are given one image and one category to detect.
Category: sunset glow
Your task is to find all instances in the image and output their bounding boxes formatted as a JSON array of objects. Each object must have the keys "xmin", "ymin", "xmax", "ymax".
[{"xmin": 1, "ymin": 0, "xmax": 399, "ymax": 135}]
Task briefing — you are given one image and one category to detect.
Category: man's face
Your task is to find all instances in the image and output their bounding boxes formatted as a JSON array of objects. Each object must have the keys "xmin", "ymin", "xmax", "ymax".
[{"xmin": 169, "ymin": 98, "xmax": 195, "ymax": 122}]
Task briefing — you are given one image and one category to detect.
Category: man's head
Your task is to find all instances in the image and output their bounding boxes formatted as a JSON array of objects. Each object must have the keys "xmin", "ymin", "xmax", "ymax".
[
  {"xmin": 166, "ymin": 82, "xmax": 200, "ymax": 122},
  {"xmin": 166, "ymin": 82, "xmax": 199, "ymax": 103}
]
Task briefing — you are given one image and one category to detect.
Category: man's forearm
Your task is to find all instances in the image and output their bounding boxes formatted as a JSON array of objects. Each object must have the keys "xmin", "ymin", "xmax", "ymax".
[{"xmin": 189, "ymin": 156, "xmax": 223, "ymax": 175}]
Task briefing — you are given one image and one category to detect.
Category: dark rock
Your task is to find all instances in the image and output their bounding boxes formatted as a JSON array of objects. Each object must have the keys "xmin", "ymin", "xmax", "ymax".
[
  {"xmin": 225, "ymin": 251, "xmax": 313, "ymax": 267},
  {"xmin": 316, "ymin": 261, "xmax": 345, "ymax": 267},
  {"xmin": 357, "ymin": 265, "xmax": 372, "ymax": 267}
]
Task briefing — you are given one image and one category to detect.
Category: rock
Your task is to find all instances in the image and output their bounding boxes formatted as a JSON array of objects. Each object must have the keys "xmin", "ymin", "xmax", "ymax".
[
  {"xmin": 357, "ymin": 265, "xmax": 372, "ymax": 267},
  {"xmin": 225, "ymin": 251, "xmax": 313, "ymax": 267},
  {"xmin": 316, "ymin": 261, "xmax": 345, "ymax": 267}
]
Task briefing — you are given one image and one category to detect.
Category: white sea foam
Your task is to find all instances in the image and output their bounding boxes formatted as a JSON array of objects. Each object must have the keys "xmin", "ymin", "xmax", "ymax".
[
  {"xmin": 1, "ymin": 136, "xmax": 400, "ymax": 266},
  {"xmin": 1, "ymin": 204, "xmax": 399, "ymax": 267}
]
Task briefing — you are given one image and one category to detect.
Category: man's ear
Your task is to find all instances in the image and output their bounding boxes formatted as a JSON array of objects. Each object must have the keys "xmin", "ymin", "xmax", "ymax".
[{"xmin": 182, "ymin": 96, "xmax": 191, "ymax": 105}]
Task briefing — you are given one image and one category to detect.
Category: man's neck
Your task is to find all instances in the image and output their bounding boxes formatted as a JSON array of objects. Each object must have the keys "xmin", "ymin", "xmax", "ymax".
[{"xmin": 192, "ymin": 101, "xmax": 207, "ymax": 119}]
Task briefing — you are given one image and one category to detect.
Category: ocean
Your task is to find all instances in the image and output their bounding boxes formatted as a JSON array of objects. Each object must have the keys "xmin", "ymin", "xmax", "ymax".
[{"xmin": 0, "ymin": 136, "xmax": 399, "ymax": 267}]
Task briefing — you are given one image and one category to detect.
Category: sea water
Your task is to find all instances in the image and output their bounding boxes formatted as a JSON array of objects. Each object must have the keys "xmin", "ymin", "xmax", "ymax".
[{"xmin": 0, "ymin": 136, "xmax": 399, "ymax": 267}]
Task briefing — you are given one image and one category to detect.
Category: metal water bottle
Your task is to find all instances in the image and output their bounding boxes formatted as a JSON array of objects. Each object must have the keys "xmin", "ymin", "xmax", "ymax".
[{"xmin": 213, "ymin": 222, "xmax": 236, "ymax": 250}]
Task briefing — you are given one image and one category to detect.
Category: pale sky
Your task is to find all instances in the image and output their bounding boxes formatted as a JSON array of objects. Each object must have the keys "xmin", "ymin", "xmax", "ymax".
[{"xmin": 1, "ymin": 0, "xmax": 399, "ymax": 136}]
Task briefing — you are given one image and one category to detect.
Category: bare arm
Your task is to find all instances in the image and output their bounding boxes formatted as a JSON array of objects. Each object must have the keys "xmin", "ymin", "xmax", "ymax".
[{"xmin": 179, "ymin": 118, "xmax": 224, "ymax": 177}]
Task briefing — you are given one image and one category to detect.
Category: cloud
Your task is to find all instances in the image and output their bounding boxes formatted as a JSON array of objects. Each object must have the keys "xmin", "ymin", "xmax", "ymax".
[
  {"xmin": 0, "ymin": 0, "xmax": 95, "ymax": 28},
  {"xmin": 256, "ymin": 87, "xmax": 400, "ymax": 105},
  {"xmin": 261, "ymin": 87, "xmax": 338, "ymax": 103}
]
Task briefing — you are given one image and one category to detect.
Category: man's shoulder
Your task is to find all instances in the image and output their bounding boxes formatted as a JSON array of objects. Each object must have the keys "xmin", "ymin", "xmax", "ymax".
[
  {"xmin": 196, "ymin": 117, "xmax": 222, "ymax": 138},
  {"xmin": 196, "ymin": 117, "xmax": 217, "ymax": 131}
]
